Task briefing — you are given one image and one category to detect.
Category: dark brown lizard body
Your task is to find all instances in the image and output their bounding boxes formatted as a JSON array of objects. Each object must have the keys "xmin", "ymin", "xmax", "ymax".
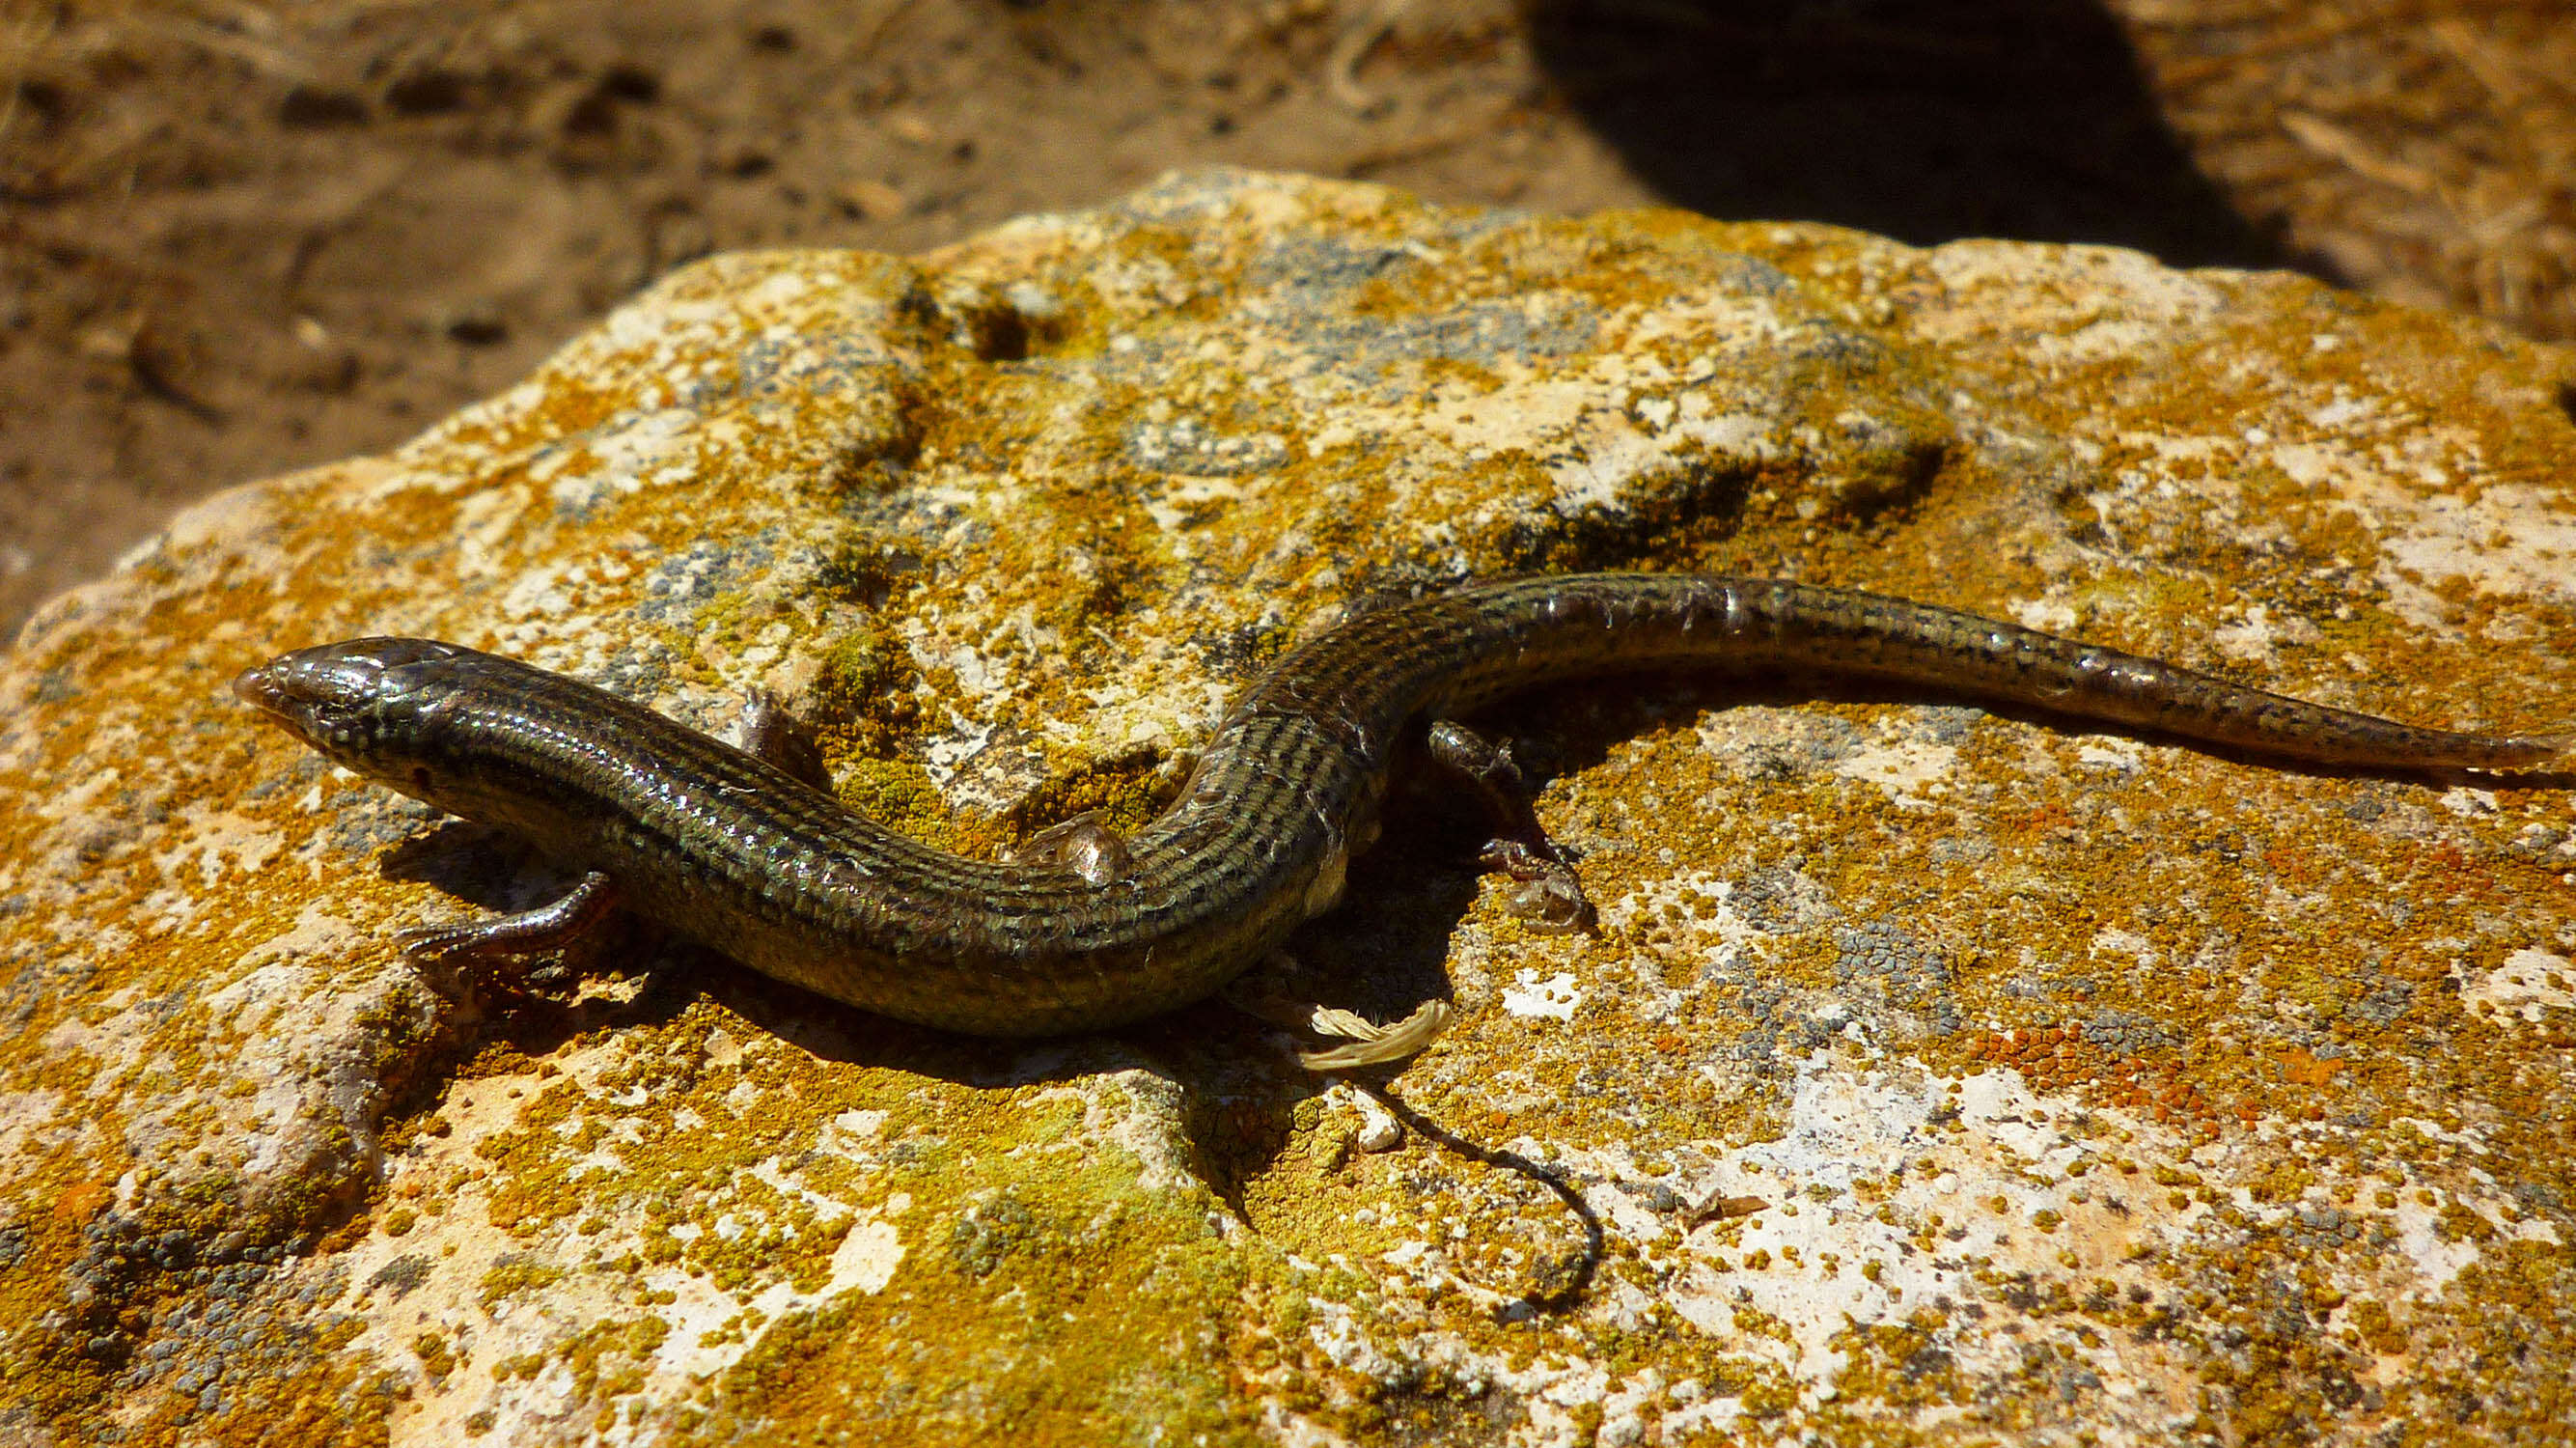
[{"xmin": 235, "ymin": 574, "xmax": 2568, "ymax": 1035}]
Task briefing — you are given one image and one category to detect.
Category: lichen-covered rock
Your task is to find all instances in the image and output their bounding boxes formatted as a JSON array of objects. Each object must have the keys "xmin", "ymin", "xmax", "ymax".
[{"xmin": 4, "ymin": 168, "xmax": 2573, "ymax": 1446}]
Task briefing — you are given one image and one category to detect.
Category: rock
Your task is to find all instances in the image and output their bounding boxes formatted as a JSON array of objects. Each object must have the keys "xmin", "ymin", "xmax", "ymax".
[{"xmin": 2, "ymin": 168, "xmax": 2572, "ymax": 1445}]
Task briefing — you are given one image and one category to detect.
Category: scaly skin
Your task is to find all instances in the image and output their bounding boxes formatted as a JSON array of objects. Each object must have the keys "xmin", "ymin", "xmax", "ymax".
[{"xmin": 233, "ymin": 574, "xmax": 2570, "ymax": 1035}]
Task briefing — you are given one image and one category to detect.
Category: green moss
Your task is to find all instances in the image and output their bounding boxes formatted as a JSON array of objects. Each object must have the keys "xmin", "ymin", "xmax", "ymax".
[
  {"xmin": 811, "ymin": 623, "xmax": 922, "ymax": 756},
  {"xmin": 479, "ymin": 1256, "xmax": 569, "ymax": 1313},
  {"xmin": 814, "ymin": 527, "xmax": 929, "ymax": 607},
  {"xmin": 674, "ymin": 1146, "xmax": 1255, "ymax": 1446}
]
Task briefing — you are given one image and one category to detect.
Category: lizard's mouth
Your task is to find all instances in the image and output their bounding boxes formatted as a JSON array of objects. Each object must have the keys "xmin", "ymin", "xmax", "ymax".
[
  {"xmin": 232, "ymin": 658, "xmax": 322, "ymax": 750},
  {"xmin": 232, "ymin": 661, "xmax": 288, "ymax": 713}
]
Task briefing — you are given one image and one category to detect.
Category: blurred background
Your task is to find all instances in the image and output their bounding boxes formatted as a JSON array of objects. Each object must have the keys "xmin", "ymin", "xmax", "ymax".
[{"xmin": 4, "ymin": 0, "xmax": 2571, "ymax": 636}]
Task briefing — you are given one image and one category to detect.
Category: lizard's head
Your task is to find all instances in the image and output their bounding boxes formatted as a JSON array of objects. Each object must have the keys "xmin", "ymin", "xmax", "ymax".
[{"xmin": 234, "ymin": 637, "xmax": 479, "ymax": 778}]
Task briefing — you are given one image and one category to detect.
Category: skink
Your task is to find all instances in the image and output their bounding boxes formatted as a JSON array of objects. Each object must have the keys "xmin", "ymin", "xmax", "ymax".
[{"xmin": 234, "ymin": 573, "xmax": 2569, "ymax": 1035}]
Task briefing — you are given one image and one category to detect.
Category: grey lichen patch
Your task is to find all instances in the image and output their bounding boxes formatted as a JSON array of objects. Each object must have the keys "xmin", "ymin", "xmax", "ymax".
[{"xmin": 2, "ymin": 169, "xmax": 2573, "ymax": 1444}]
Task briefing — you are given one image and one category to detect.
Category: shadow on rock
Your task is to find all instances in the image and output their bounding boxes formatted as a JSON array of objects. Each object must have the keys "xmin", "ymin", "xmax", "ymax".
[{"xmin": 1525, "ymin": 0, "xmax": 2285, "ymax": 269}]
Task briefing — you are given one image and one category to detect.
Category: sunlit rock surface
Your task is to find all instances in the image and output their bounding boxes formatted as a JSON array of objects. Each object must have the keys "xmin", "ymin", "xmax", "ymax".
[{"xmin": 3, "ymin": 169, "xmax": 2572, "ymax": 1446}]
